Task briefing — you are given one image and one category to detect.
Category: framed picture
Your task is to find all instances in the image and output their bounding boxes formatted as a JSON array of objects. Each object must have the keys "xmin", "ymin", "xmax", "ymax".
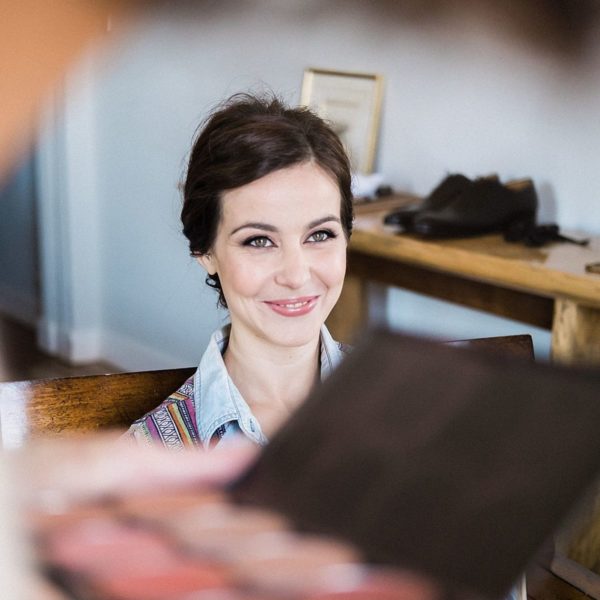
[{"xmin": 301, "ymin": 68, "xmax": 384, "ymax": 174}]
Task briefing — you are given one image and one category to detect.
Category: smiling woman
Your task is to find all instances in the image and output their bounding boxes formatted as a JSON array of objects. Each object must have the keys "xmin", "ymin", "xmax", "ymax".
[
  {"xmin": 199, "ymin": 164, "xmax": 347, "ymax": 349},
  {"xmin": 127, "ymin": 94, "xmax": 354, "ymax": 448}
]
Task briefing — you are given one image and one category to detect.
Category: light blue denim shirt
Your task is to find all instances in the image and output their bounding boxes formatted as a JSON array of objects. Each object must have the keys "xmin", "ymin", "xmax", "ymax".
[
  {"xmin": 127, "ymin": 324, "xmax": 349, "ymax": 450},
  {"xmin": 195, "ymin": 324, "xmax": 349, "ymax": 449}
]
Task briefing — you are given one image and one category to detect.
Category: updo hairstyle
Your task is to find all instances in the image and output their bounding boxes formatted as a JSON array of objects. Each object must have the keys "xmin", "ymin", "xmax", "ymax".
[{"xmin": 181, "ymin": 93, "xmax": 353, "ymax": 308}]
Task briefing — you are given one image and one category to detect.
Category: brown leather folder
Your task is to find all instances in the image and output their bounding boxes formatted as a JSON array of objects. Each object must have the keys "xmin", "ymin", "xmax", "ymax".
[{"xmin": 231, "ymin": 328, "xmax": 600, "ymax": 599}]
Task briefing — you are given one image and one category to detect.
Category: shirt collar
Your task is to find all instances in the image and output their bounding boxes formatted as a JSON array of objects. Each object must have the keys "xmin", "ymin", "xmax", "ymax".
[
  {"xmin": 319, "ymin": 323, "xmax": 347, "ymax": 378},
  {"xmin": 194, "ymin": 324, "xmax": 346, "ymax": 449},
  {"xmin": 194, "ymin": 325, "xmax": 265, "ymax": 449}
]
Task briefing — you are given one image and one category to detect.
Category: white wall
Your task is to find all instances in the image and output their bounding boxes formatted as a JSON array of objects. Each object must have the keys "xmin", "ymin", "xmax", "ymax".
[
  {"xmin": 38, "ymin": 2, "xmax": 600, "ymax": 368},
  {"xmin": 36, "ymin": 55, "xmax": 105, "ymax": 362}
]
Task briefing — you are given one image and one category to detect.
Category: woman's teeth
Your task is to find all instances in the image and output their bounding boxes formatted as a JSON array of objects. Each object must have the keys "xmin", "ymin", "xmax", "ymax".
[{"xmin": 280, "ymin": 300, "xmax": 309, "ymax": 309}]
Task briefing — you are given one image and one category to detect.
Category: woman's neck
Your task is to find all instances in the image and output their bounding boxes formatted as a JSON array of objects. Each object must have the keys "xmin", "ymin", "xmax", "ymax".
[{"xmin": 223, "ymin": 327, "xmax": 320, "ymax": 437}]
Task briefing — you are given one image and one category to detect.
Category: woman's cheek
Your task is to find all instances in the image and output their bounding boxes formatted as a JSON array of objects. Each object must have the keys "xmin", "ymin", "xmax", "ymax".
[{"xmin": 322, "ymin": 246, "xmax": 347, "ymax": 282}]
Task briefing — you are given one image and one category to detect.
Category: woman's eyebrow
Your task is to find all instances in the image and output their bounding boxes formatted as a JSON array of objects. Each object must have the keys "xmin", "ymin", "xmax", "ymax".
[
  {"xmin": 230, "ymin": 222, "xmax": 277, "ymax": 236},
  {"xmin": 307, "ymin": 215, "xmax": 342, "ymax": 229},
  {"xmin": 230, "ymin": 215, "xmax": 341, "ymax": 236}
]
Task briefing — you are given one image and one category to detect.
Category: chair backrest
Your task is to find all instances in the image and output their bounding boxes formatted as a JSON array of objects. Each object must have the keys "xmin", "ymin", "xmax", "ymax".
[
  {"xmin": 445, "ymin": 334, "xmax": 535, "ymax": 360},
  {"xmin": 0, "ymin": 367, "xmax": 195, "ymax": 448},
  {"xmin": 0, "ymin": 334, "xmax": 534, "ymax": 448}
]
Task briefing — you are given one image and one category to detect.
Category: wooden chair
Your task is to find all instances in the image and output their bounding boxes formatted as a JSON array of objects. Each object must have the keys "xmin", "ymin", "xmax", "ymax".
[
  {"xmin": 445, "ymin": 333, "xmax": 535, "ymax": 359},
  {"xmin": 0, "ymin": 334, "xmax": 534, "ymax": 448},
  {"xmin": 0, "ymin": 366, "xmax": 195, "ymax": 449}
]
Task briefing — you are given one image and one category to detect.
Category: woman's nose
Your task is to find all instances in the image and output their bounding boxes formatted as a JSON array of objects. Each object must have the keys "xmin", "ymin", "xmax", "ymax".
[{"xmin": 275, "ymin": 247, "xmax": 311, "ymax": 289}]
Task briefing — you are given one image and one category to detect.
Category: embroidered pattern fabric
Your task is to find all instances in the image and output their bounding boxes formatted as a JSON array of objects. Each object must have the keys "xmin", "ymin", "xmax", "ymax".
[{"xmin": 129, "ymin": 379, "xmax": 201, "ymax": 449}]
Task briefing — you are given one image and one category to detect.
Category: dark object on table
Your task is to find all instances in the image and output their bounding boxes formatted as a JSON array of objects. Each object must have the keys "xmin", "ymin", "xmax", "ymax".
[
  {"xmin": 232, "ymin": 328, "xmax": 600, "ymax": 600},
  {"xmin": 585, "ymin": 262, "xmax": 600, "ymax": 274},
  {"xmin": 375, "ymin": 184, "xmax": 394, "ymax": 198},
  {"xmin": 504, "ymin": 221, "xmax": 590, "ymax": 247},
  {"xmin": 407, "ymin": 177, "xmax": 538, "ymax": 238},
  {"xmin": 383, "ymin": 173, "xmax": 472, "ymax": 228}
]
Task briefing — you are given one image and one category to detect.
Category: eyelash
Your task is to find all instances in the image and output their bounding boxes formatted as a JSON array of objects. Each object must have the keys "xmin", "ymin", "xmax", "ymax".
[
  {"xmin": 308, "ymin": 229, "xmax": 337, "ymax": 243},
  {"xmin": 242, "ymin": 229, "xmax": 337, "ymax": 248},
  {"xmin": 244, "ymin": 236, "xmax": 273, "ymax": 248}
]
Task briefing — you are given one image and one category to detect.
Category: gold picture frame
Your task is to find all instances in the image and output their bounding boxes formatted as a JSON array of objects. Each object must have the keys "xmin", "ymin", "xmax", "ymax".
[{"xmin": 301, "ymin": 68, "xmax": 384, "ymax": 174}]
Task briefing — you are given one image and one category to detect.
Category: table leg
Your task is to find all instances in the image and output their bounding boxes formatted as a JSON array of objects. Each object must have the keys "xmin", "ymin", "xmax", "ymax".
[
  {"xmin": 551, "ymin": 298, "xmax": 600, "ymax": 575},
  {"xmin": 551, "ymin": 299, "xmax": 600, "ymax": 366}
]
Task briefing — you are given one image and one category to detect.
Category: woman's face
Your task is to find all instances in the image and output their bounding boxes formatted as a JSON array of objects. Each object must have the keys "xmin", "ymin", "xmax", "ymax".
[{"xmin": 198, "ymin": 162, "xmax": 347, "ymax": 349}]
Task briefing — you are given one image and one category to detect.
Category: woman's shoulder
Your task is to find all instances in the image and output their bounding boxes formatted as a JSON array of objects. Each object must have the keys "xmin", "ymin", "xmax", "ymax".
[{"xmin": 125, "ymin": 374, "xmax": 201, "ymax": 449}]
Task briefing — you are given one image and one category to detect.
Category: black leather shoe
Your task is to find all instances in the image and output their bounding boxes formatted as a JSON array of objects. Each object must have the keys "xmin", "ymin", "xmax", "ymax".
[
  {"xmin": 384, "ymin": 173, "xmax": 472, "ymax": 228},
  {"xmin": 409, "ymin": 178, "xmax": 538, "ymax": 238}
]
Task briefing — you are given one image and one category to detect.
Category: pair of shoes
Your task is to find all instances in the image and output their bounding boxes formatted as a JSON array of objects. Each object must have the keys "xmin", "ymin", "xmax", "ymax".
[
  {"xmin": 406, "ymin": 177, "xmax": 538, "ymax": 239},
  {"xmin": 384, "ymin": 173, "xmax": 472, "ymax": 228}
]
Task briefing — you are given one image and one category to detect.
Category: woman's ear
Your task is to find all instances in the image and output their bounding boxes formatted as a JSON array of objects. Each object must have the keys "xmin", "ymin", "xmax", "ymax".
[{"xmin": 195, "ymin": 254, "xmax": 217, "ymax": 276}]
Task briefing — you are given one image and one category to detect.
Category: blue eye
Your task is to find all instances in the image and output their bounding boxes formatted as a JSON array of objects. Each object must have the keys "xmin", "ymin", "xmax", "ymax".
[
  {"xmin": 307, "ymin": 229, "xmax": 335, "ymax": 243},
  {"xmin": 244, "ymin": 236, "xmax": 273, "ymax": 248}
]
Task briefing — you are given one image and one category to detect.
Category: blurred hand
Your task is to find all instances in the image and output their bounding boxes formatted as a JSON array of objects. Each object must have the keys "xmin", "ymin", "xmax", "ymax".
[{"xmin": 9, "ymin": 433, "xmax": 258, "ymax": 508}]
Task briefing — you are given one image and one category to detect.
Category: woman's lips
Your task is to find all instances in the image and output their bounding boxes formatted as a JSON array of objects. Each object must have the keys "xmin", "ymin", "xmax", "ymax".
[{"xmin": 264, "ymin": 296, "xmax": 319, "ymax": 317}]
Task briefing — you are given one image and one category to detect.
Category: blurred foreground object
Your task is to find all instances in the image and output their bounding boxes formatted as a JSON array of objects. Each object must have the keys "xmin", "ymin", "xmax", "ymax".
[
  {"xmin": 13, "ymin": 432, "xmax": 257, "ymax": 506},
  {"xmin": 2, "ymin": 435, "xmax": 256, "ymax": 599},
  {"xmin": 233, "ymin": 328, "xmax": 600, "ymax": 598},
  {"xmin": 359, "ymin": 0, "xmax": 600, "ymax": 58},
  {"xmin": 0, "ymin": 0, "xmax": 140, "ymax": 178},
  {"xmin": 1, "ymin": 0, "xmax": 599, "ymax": 180},
  {"xmin": 9, "ymin": 434, "xmax": 441, "ymax": 600},
  {"xmin": 0, "ymin": 454, "xmax": 29, "ymax": 599}
]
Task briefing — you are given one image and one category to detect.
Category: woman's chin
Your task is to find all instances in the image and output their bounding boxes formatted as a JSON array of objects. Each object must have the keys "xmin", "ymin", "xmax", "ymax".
[{"xmin": 262, "ymin": 319, "xmax": 324, "ymax": 349}]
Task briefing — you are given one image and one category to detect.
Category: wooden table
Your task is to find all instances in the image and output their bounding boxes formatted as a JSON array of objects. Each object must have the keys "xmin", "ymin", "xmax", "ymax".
[{"xmin": 328, "ymin": 196, "xmax": 600, "ymax": 365}]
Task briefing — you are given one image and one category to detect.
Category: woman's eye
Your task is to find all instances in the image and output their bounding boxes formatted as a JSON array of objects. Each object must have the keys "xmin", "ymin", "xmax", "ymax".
[
  {"xmin": 307, "ymin": 229, "xmax": 335, "ymax": 243},
  {"xmin": 245, "ymin": 236, "xmax": 273, "ymax": 248}
]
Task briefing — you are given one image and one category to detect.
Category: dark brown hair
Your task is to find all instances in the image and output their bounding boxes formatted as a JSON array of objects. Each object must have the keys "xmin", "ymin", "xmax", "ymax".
[{"xmin": 181, "ymin": 93, "xmax": 353, "ymax": 308}]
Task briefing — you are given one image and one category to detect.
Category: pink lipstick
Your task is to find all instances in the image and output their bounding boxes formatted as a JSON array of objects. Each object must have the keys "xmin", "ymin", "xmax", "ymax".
[{"xmin": 264, "ymin": 296, "xmax": 318, "ymax": 317}]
